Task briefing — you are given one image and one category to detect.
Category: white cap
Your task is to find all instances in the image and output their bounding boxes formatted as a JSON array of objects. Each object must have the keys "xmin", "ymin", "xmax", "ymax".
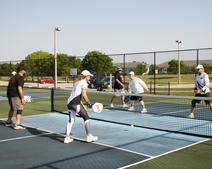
[
  {"xmin": 129, "ymin": 71, "xmax": 135, "ymax": 75},
  {"xmin": 195, "ymin": 64, "xmax": 204, "ymax": 69},
  {"xmin": 11, "ymin": 71, "xmax": 16, "ymax": 75},
  {"xmin": 81, "ymin": 70, "xmax": 93, "ymax": 77}
]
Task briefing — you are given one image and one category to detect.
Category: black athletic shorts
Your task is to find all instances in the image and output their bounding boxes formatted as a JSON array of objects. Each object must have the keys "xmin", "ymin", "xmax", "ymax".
[{"xmin": 191, "ymin": 93, "xmax": 211, "ymax": 108}]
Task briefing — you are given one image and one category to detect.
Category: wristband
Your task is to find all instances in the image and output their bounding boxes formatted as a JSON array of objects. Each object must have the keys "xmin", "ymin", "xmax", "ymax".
[{"xmin": 86, "ymin": 99, "xmax": 93, "ymax": 107}]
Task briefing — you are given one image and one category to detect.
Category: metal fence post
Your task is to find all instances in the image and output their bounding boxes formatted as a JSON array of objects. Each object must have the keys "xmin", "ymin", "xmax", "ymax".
[
  {"xmin": 123, "ymin": 54, "xmax": 126, "ymax": 84},
  {"xmin": 154, "ymin": 52, "xmax": 156, "ymax": 94},
  {"xmin": 168, "ymin": 82, "xmax": 171, "ymax": 95},
  {"xmin": 51, "ymin": 88, "xmax": 54, "ymax": 112},
  {"xmin": 197, "ymin": 49, "xmax": 199, "ymax": 65}
]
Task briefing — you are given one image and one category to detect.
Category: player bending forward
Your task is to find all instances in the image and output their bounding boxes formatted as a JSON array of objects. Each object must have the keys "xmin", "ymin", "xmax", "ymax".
[
  {"xmin": 128, "ymin": 71, "xmax": 149, "ymax": 113},
  {"xmin": 64, "ymin": 70, "xmax": 98, "ymax": 143}
]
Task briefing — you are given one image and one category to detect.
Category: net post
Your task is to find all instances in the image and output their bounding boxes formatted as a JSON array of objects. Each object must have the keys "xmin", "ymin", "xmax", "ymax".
[
  {"xmin": 51, "ymin": 88, "xmax": 54, "ymax": 112},
  {"xmin": 150, "ymin": 81, "xmax": 152, "ymax": 94}
]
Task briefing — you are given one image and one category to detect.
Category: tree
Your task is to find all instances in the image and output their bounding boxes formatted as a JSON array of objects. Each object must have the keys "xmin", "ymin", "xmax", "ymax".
[
  {"xmin": 57, "ymin": 53, "xmax": 82, "ymax": 76},
  {"xmin": 167, "ymin": 59, "xmax": 191, "ymax": 74},
  {"xmin": 132, "ymin": 63, "xmax": 147, "ymax": 75},
  {"xmin": 202, "ymin": 63, "xmax": 212, "ymax": 73},
  {"xmin": 0, "ymin": 62, "xmax": 18, "ymax": 76},
  {"xmin": 149, "ymin": 64, "xmax": 160, "ymax": 75},
  {"xmin": 20, "ymin": 51, "xmax": 54, "ymax": 81},
  {"xmin": 20, "ymin": 51, "xmax": 82, "ymax": 81},
  {"xmin": 82, "ymin": 51, "xmax": 114, "ymax": 76}
]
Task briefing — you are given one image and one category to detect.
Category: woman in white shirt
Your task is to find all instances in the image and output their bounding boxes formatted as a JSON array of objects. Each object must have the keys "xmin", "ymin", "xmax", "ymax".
[
  {"xmin": 64, "ymin": 70, "xmax": 98, "ymax": 143},
  {"xmin": 128, "ymin": 71, "xmax": 149, "ymax": 113}
]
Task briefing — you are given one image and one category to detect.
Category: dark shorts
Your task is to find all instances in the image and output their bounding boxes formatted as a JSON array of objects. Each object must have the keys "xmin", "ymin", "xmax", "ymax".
[
  {"xmin": 8, "ymin": 97, "xmax": 14, "ymax": 111},
  {"xmin": 191, "ymin": 93, "xmax": 212, "ymax": 108},
  {"xmin": 67, "ymin": 102, "xmax": 89, "ymax": 121},
  {"xmin": 130, "ymin": 96, "xmax": 143, "ymax": 101}
]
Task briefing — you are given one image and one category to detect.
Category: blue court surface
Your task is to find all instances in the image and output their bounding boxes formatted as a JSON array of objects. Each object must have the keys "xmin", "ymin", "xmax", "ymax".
[{"xmin": 0, "ymin": 108, "xmax": 209, "ymax": 169}]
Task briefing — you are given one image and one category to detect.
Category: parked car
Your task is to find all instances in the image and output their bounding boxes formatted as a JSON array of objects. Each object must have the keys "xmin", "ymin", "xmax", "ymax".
[
  {"xmin": 88, "ymin": 75, "xmax": 114, "ymax": 91},
  {"xmin": 38, "ymin": 78, "xmax": 54, "ymax": 84}
]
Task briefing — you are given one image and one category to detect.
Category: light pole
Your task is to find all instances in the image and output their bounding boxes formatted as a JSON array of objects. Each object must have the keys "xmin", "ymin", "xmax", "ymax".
[
  {"xmin": 176, "ymin": 40, "xmax": 182, "ymax": 84},
  {"xmin": 54, "ymin": 27, "xmax": 61, "ymax": 89}
]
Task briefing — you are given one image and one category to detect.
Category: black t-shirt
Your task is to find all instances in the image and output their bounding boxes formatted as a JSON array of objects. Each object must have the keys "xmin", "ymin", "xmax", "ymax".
[
  {"xmin": 114, "ymin": 71, "xmax": 123, "ymax": 90},
  {"xmin": 7, "ymin": 74, "xmax": 24, "ymax": 98}
]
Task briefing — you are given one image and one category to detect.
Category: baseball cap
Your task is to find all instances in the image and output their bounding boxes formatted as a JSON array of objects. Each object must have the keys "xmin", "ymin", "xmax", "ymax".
[
  {"xmin": 117, "ymin": 67, "xmax": 122, "ymax": 71},
  {"xmin": 129, "ymin": 71, "xmax": 135, "ymax": 75},
  {"xmin": 81, "ymin": 70, "xmax": 93, "ymax": 77},
  {"xmin": 195, "ymin": 64, "xmax": 204, "ymax": 69}
]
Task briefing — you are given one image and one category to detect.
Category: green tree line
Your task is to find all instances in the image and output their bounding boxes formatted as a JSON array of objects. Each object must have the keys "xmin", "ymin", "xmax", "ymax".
[{"xmin": 0, "ymin": 51, "xmax": 212, "ymax": 80}]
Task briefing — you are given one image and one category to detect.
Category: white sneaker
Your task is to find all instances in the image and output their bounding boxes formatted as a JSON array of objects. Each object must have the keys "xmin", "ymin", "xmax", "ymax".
[
  {"xmin": 123, "ymin": 104, "xmax": 128, "ymax": 108},
  {"xmin": 86, "ymin": 134, "xmax": 98, "ymax": 143},
  {"xmin": 64, "ymin": 136, "xmax": 74, "ymax": 144},
  {"xmin": 128, "ymin": 106, "xmax": 135, "ymax": 111},
  {"xmin": 110, "ymin": 104, "xmax": 114, "ymax": 108},
  {"xmin": 141, "ymin": 108, "xmax": 147, "ymax": 113},
  {"xmin": 13, "ymin": 124, "xmax": 26, "ymax": 130},
  {"xmin": 187, "ymin": 113, "xmax": 194, "ymax": 119}
]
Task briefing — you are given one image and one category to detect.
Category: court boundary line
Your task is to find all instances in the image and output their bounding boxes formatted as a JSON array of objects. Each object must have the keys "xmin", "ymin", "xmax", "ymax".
[
  {"xmin": 0, "ymin": 133, "xmax": 52, "ymax": 143},
  {"xmin": 118, "ymin": 138, "xmax": 210, "ymax": 169},
  {"xmin": 23, "ymin": 124, "xmax": 152, "ymax": 158}
]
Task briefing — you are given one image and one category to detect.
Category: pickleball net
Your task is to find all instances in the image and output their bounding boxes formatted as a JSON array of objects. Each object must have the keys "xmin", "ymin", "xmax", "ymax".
[{"xmin": 52, "ymin": 88, "xmax": 212, "ymax": 137}]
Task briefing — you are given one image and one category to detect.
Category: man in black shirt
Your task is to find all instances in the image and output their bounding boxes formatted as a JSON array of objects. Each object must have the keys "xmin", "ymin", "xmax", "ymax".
[
  {"xmin": 110, "ymin": 68, "xmax": 128, "ymax": 108},
  {"xmin": 6, "ymin": 67, "xmax": 26, "ymax": 129}
]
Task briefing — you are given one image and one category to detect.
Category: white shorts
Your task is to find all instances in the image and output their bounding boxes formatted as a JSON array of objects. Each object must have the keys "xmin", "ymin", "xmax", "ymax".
[{"xmin": 114, "ymin": 89, "xmax": 125, "ymax": 96}]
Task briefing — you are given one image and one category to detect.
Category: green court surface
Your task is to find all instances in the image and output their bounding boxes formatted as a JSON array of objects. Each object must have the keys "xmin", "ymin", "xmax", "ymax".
[{"xmin": 127, "ymin": 139, "xmax": 212, "ymax": 169}]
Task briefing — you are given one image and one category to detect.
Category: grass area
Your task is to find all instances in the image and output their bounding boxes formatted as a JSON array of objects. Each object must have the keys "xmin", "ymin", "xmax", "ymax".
[
  {"xmin": 0, "ymin": 87, "xmax": 52, "ymax": 118},
  {"xmin": 0, "ymin": 98, "xmax": 51, "ymax": 118},
  {"xmin": 128, "ymin": 139, "xmax": 212, "ymax": 169},
  {"xmin": 131, "ymin": 74, "xmax": 212, "ymax": 84}
]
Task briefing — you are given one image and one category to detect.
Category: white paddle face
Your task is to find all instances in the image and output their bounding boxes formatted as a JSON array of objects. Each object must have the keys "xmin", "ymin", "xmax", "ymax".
[
  {"xmin": 92, "ymin": 103, "xmax": 103, "ymax": 113},
  {"xmin": 24, "ymin": 96, "xmax": 32, "ymax": 103}
]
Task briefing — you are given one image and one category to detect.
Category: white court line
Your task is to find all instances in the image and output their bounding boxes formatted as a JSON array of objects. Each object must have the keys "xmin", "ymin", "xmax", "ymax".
[
  {"xmin": 0, "ymin": 133, "xmax": 52, "ymax": 143},
  {"xmin": 118, "ymin": 138, "xmax": 210, "ymax": 169},
  {"xmin": 23, "ymin": 124, "xmax": 152, "ymax": 158}
]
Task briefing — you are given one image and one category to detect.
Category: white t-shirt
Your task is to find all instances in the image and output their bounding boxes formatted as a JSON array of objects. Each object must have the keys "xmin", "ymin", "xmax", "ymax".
[
  {"xmin": 128, "ymin": 77, "xmax": 148, "ymax": 94},
  {"xmin": 194, "ymin": 72, "xmax": 210, "ymax": 94},
  {"xmin": 67, "ymin": 79, "xmax": 88, "ymax": 104}
]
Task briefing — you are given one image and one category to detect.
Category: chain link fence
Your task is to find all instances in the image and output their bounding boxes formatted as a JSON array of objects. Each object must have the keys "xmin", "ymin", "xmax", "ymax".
[{"xmin": 0, "ymin": 48, "xmax": 212, "ymax": 95}]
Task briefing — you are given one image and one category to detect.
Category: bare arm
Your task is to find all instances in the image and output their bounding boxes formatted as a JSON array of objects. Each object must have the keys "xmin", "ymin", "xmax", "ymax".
[
  {"xmin": 82, "ymin": 88, "xmax": 89, "ymax": 102},
  {"xmin": 82, "ymin": 88, "xmax": 92, "ymax": 106},
  {"xmin": 116, "ymin": 79, "xmax": 124, "ymax": 87}
]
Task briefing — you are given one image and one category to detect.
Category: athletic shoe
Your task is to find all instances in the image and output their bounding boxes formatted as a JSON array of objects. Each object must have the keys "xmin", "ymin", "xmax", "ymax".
[
  {"xmin": 123, "ymin": 104, "xmax": 128, "ymax": 108},
  {"xmin": 110, "ymin": 104, "xmax": 114, "ymax": 108},
  {"xmin": 64, "ymin": 136, "xmax": 74, "ymax": 144},
  {"xmin": 5, "ymin": 120, "xmax": 14, "ymax": 127},
  {"xmin": 128, "ymin": 106, "xmax": 135, "ymax": 111},
  {"xmin": 141, "ymin": 108, "xmax": 147, "ymax": 113},
  {"xmin": 86, "ymin": 134, "xmax": 98, "ymax": 143},
  {"xmin": 13, "ymin": 124, "xmax": 26, "ymax": 130},
  {"xmin": 187, "ymin": 113, "xmax": 194, "ymax": 119}
]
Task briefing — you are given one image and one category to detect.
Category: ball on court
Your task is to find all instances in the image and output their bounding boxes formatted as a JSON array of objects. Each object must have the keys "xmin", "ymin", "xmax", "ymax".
[{"xmin": 130, "ymin": 124, "xmax": 134, "ymax": 128}]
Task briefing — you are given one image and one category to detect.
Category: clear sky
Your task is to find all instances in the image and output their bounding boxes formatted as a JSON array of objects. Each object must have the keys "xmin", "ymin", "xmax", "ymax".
[{"xmin": 0, "ymin": 0, "xmax": 212, "ymax": 61}]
